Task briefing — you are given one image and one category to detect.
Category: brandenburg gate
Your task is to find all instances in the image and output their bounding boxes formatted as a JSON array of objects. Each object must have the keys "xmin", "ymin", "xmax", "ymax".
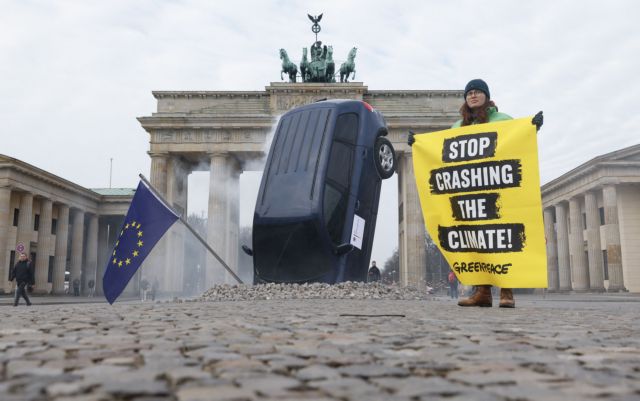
[{"xmin": 138, "ymin": 82, "xmax": 462, "ymax": 290}]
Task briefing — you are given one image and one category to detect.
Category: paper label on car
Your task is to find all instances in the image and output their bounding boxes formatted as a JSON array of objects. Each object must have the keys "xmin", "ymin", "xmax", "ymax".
[{"xmin": 350, "ymin": 214, "xmax": 365, "ymax": 249}]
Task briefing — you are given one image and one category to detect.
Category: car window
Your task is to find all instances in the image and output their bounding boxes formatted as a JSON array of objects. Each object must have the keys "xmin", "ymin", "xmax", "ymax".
[
  {"xmin": 326, "ymin": 141, "xmax": 353, "ymax": 189},
  {"xmin": 323, "ymin": 182, "xmax": 348, "ymax": 246},
  {"xmin": 334, "ymin": 113, "xmax": 358, "ymax": 145}
]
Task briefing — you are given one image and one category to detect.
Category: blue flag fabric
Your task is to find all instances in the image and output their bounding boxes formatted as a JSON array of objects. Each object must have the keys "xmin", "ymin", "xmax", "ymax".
[{"xmin": 103, "ymin": 181, "xmax": 179, "ymax": 304}]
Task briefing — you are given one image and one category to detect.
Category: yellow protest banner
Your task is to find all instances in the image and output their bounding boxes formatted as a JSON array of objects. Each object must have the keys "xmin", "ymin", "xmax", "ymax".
[{"xmin": 412, "ymin": 117, "xmax": 547, "ymax": 288}]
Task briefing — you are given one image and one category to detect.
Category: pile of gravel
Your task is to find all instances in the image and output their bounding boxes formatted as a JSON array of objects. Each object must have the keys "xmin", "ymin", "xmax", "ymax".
[{"xmin": 199, "ymin": 281, "xmax": 431, "ymax": 302}]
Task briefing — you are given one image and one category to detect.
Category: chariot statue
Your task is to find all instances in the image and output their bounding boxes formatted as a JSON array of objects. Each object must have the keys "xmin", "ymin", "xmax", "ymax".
[{"xmin": 278, "ymin": 13, "xmax": 357, "ymax": 84}]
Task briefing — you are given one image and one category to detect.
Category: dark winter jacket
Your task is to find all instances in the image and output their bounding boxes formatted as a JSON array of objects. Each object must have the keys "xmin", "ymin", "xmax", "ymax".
[
  {"xmin": 368, "ymin": 266, "xmax": 381, "ymax": 282},
  {"xmin": 10, "ymin": 260, "xmax": 34, "ymax": 285}
]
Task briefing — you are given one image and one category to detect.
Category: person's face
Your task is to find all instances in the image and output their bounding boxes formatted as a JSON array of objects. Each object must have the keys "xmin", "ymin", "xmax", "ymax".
[
  {"xmin": 465, "ymin": 90, "xmax": 487, "ymax": 109},
  {"xmin": 19, "ymin": 253, "xmax": 27, "ymax": 261}
]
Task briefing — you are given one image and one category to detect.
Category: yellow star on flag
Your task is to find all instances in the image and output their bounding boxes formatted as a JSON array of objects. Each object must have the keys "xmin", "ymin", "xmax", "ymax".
[
  {"xmin": 133, "ymin": 250, "xmax": 139, "ymax": 257},
  {"xmin": 137, "ymin": 231, "xmax": 143, "ymax": 237},
  {"xmin": 118, "ymin": 261, "xmax": 123, "ymax": 267},
  {"xmin": 125, "ymin": 258, "xmax": 131, "ymax": 265},
  {"xmin": 137, "ymin": 240, "xmax": 143, "ymax": 247}
]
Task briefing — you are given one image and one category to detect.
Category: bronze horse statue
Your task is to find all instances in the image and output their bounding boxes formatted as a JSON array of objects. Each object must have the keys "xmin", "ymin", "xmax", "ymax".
[
  {"xmin": 279, "ymin": 49, "xmax": 298, "ymax": 83},
  {"xmin": 340, "ymin": 47, "xmax": 357, "ymax": 83},
  {"xmin": 300, "ymin": 48, "xmax": 309, "ymax": 82},
  {"xmin": 325, "ymin": 46, "xmax": 335, "ymax": 82}
]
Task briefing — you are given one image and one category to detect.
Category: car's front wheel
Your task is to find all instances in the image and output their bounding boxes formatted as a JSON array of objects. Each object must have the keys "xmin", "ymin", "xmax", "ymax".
[{"xmin": 374, "ymin": 137, "xmax": 396, "ymax": 179}]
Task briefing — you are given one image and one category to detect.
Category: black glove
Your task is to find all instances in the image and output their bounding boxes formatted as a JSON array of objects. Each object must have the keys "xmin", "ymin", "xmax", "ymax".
[
  {"xmin": 532, "ymin": 111, "xmax": 543, "ymax": 131},
  {"xmin": 408, "ymin": 130, "xmax": 415, "ymax": 146}
]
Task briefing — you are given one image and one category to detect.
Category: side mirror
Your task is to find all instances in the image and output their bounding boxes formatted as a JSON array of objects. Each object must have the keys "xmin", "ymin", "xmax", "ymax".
[
  {"xmin": 241, "ymin": 245, "xmax": 253, "ymax": 256},
  {"xmin": 335, "ymin": 243, "xmax": 354, "ymax": 256}
]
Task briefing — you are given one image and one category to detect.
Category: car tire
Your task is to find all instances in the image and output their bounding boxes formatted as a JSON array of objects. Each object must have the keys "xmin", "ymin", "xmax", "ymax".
[{"xmin": 374, "ymin": 137, "xmax": 396, "ymax": 179}]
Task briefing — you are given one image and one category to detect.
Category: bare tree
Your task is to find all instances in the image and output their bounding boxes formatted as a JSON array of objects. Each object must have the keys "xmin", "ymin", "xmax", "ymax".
[{"xmin": 382, "ymin": 248, "xmax": 399, "ymax": 284}]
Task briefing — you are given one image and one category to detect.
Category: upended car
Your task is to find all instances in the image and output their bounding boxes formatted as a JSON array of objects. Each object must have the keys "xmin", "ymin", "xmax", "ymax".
[{"xmin": 244, "ymin": 99, "xmax": 396, "ymax": 284}]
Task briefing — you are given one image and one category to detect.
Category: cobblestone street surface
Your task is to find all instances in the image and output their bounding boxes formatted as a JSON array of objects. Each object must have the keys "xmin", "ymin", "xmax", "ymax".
[{"xmin": 1, "ymin": 292, "xmax": 639, "ymax": 401}]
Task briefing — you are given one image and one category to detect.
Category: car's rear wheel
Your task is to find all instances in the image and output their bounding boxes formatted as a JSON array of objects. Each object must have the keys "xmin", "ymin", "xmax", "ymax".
[{"xmin": 374, "ymin": 137, "xmax": 396, "ymax": 179}]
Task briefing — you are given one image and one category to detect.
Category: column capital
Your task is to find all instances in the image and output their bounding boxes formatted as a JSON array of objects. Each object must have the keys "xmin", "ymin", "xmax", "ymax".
[
  {"xmin": 148, "ymin": 151, "xmax": 169, "ymax": 158},
  {"xmin": 208, "ymin": 151, "xmax": 230, "ymax": 159}
]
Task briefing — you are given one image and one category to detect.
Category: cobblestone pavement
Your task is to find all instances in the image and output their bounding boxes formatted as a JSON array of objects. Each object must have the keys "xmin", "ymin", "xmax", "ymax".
[{"xmin": 1, "ymin": 294, "xmax": 639, "ymax": 400}]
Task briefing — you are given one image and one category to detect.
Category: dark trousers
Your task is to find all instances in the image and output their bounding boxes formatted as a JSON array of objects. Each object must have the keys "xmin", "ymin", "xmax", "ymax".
[
  {"xmin": 14, "ymin": 282, "xmax": 32, "ymax": 306},
  {"xmin": 450, "ymin": 284, "xmax": 458, "ymax": 299}
]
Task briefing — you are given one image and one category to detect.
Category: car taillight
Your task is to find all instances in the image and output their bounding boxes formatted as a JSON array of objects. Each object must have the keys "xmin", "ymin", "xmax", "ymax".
[{"xmin": 362, "ymin": 101, "xmax": 374, "ymax": 112}]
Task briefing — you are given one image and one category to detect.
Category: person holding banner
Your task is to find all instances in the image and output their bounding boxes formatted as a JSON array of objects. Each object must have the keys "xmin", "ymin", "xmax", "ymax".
[{"xmin": 409, "ymin": 78, "xmax": 543, "ymax": 308}]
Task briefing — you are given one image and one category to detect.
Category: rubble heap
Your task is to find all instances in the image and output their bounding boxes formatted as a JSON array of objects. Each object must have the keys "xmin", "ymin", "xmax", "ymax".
[{"xmin": 199, "ymin": 282, "xmax": 431, "ymax": 302}]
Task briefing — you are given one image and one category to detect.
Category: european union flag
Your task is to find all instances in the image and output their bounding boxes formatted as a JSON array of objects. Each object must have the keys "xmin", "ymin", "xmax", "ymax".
[{"xmin": 103, "ymin": 180, "xmax": 179, "ymax": 304}]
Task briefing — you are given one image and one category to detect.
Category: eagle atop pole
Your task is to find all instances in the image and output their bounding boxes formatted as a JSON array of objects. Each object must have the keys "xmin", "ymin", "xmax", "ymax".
[{"xmin": 308, "ymin": 13, "xmax": 323, "ymax": 42}]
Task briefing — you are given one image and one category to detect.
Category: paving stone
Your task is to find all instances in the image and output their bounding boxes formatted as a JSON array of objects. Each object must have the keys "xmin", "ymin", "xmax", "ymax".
[
  {"xmin": 236, "ymin": 375, "xmax": 302, "ymax": 396},
  {"xmin": 100, "ymin": 378, "xmax": 169, "ymax": 396},
  {"xmin": 310, "ymin": 377, "xmax": 380, "ymax": 397},
  {"xmin": 176, "ymin": 385, "xmax": 255, "ymax": 401},
  {"xmin": 337, "ymin": 364, "xmax": 410, "ymax": 378},
  {"xmin": 161, "ymin": 367, "xmax": 212, "ymax": 386},
  {"xmin": 5, "ymin": 360, "xmax": 42, "ymax": 377},
  {"xmin": 295, "ymin": 364, "xmax": 342, "ymax": 381},
  {"xmin": 372, "ymin": 376, "xmax": 469, "ymax": 397},
  {"xmin": 46, "ymin": 381, "xmax": 91, "ymax": 397}
]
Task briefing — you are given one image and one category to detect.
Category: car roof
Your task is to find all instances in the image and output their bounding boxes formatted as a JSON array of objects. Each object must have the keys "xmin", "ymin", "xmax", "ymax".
[{"xmin": 281, "ymin": 99, "xmax": 369, "ymax": 117}]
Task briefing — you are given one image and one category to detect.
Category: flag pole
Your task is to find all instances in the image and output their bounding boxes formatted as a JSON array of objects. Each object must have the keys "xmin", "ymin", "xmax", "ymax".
[{"xmin": 138, "ymin": 174, "xmax": 244, "ymax": 284}]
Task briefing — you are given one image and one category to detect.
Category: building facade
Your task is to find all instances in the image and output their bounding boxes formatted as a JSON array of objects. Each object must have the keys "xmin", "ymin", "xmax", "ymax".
[
  {"xmin": 0, "ymin": 155, "xmax": 133, "ymax": 295},
  {"xmin": 137, "ymin": 82, "xmax": 463, "ymax": 288},
  {"xmin": 542, "ymin": 144, "xmax": 640, "ymax": 293}
]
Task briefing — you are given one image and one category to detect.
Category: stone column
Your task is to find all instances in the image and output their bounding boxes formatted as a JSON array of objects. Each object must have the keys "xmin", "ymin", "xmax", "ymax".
[
  {"xmin": 207, "ymin": 152, "xmax": 230, "ymax": 288},
  {"xmin": 543, "ymin": 207, "xmax": 559, "ymax": 291},
  {"xmin": 398, "ymin": 153, "xmax": 426, "ymax": 287},
  {"xmin": 96, "ymin": 217, "xmax": 109, "ymax": 296},
  {"xmin": 85, "ymin": 214, "xmax": 99, "ymax": 293},
  {"xmin": 150, "ymin": 152, "xmax": 169, "ymax": 291},
  {"xmin": 602, "ymin": 185, "xmax": 625, "ymax": 291},
  {"xmin": 555, "ymin": 203, "xmax": 572, "ymax": 291},
  {"xmin": 34, "ymin": 199, "xmax": 53, "ymax": 293},
  {"xmin": 16, "ymin": 192, "xmax": 34, "ymax": 256},
  {"xmin": 164, "ymin": 157, "xmax": 189, "ymax": 293},
  {"xmin": 52, "ymin": 205, "xmax": 69, "ymax": 294},
  {"xmin": 226, "ymin": 163, "xmax": 241, "ymax": 284},
  {"xmin": 70, "ymin": 209, "xmax": 85, "ymax": 291},
  {"xmin": 174, "ymin": 167, "xmax": 188, "ymax": 291},
  {"xmin": 0, "ymin": 187, "xmax": 12, "ymax": 293},
  {"xmin": 163, "ymin": 156, "xmax": 177, "ymax": 292},
  {"xmin": 569, "ymin": 197, "xmax": 589, "ymax": 291},
  {"xmin": 585, "ymin": 191, "xmax": 605, "ymax": 291},
  {"xmin": 150, "ymin": 153, "xmax": 169, "ymax": 196}
]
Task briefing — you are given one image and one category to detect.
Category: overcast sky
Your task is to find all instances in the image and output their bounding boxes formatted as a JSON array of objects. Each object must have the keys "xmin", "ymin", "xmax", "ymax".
[{"xmin": 2, "ymin": 0, "xmax": 639, "ymax": 267}]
